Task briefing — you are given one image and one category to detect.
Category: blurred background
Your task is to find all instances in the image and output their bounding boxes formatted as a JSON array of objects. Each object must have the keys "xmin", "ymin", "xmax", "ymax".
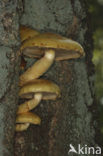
[{"xmin": 88, "ymin": 0, "xmax": 103, "ymax": 140}]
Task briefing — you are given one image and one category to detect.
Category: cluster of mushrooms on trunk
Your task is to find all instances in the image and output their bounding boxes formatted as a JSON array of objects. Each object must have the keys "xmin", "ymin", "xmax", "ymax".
[{"xmin": 16, "ymin": 25, "xmax": 85, "ymax": 132}]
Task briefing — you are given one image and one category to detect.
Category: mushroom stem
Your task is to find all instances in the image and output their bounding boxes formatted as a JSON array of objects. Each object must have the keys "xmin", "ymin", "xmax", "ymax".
[
  {"xmin": 17, "ymin": 93, "xmax": 42, "ymax": 114},
  {"xmin": 16, "ymin": 123, "xmax": 30, "ymax": 132},
  {"xmin": 19, "ymin": 49, "xmax": 55, "ymax": 86}
]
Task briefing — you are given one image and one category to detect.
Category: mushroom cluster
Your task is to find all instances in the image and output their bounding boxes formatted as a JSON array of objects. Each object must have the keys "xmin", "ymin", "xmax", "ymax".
[{"xmin": 16, "ymin": 25, "xmax": 85, "ymax": 131}]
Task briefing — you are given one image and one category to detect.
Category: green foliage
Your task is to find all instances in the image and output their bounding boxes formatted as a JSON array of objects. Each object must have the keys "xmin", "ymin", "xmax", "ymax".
[
  {"xmin": 88, "ymin": 0, "xmax": 103, "ymax": 30},
  {"xmin": 93, "ymin": 29, "xmax": 103, "ymax": 134},
  {"xmin": 93, "ymin": 29, "xmax": 103, "ymax": 99},
  {"xmin": 88, "ymin": 0, "xmax": 103, "ymax": 136}
]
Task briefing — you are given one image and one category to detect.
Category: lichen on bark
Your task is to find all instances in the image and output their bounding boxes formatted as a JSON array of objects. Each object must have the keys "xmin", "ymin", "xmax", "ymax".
[{"xmin": 0, "ymin": 0, "xmax": 20, "ymax": 155}]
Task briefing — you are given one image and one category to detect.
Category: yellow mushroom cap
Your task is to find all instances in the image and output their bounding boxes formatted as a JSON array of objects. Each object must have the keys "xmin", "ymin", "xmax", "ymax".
[
  {"xmin": 20, "ymin": 32, "xmax": 85, "ymax": 60},
  {"xmin": 20, "ymin": 25, "xmax": 40, "ymax": 42},
  {"xmin": 16, "ymin": 123, "xmax": 30, "ymax": 132},
  {"xmin": 19, "ymin": 79, "xmax": 60, "ymax": 100},
  {"xmin": 16, "ymin": 112, "xmax": 41, "ymax": 125}
]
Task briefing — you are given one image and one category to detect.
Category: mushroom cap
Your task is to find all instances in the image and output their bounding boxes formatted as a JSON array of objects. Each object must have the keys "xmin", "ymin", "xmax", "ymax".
[
  {"xmin": 16, "ymin": 112, "xmax": 41, "ymax": 125},
  {"xmin": 19, "ymin": 79, "xmax": 61, "ymax": 100},
  {"xmin": 20, "ymin": 25, "xmax": 40, "ymax": 42},
  {"xmin": 20, "ymin": 32, "xmax": 85, "ymax": 60}
]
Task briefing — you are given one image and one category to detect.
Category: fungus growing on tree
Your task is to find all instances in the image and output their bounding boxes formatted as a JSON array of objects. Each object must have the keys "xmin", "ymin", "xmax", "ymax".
[
  {"xmin": 16, "ymin": 79, "xmax": 60, "ymax": 131},
  {"xmin": 16, "ymin": 26, "xmax": 85, "ymax": 131}
]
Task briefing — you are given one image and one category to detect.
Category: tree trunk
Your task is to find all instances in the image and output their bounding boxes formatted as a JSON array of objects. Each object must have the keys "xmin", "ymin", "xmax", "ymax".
[
  {"xmin": 0, "ymin": 0, "xmax": 20, "ymax": 156},
  {"xmin": 14, "ymin": 0, "xmax": 99, "ymax": 156}
]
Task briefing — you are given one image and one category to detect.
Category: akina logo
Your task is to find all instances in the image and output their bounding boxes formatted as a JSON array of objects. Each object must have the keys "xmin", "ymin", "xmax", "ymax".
[{"xmin": 68, "ymin": 144, "xmax": 101, "ymax": 155}]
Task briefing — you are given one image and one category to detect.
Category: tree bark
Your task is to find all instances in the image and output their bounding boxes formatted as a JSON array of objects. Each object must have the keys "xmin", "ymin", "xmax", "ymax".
[
  {"xmin": 14, "ymin": 0, "xmax": 99, "ymax": 156},
  {"xmin": 0, "ymin": 0, "xmax": 20, "ymax": 155}
]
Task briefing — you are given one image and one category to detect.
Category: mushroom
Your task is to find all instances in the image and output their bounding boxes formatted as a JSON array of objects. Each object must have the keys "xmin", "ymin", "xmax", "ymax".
[
  {"xmin": 20, "ymin": 32, "xmax": 85, "ymax": 60},
  {"xmin": 18, "ymin": 79, "xmax": 60, "ymax": 114},
  {"xmin": 16, "ymin": 112, "xmax": 41, "ymax": 132},
  {"xmin": 16, "ymin": 123, "xmax": 30, "ymax": 132},
  {"xmin": 16, "ymin": 79, "xmax": 60, "ymax": 131},
  {"xmin": 20, "ymin": 25, "xmax": 40, "ymax": 42},
  {"xmin": 19, "ymin": 79, "xmax": 60, "ymax": 99},
  {"xmin": 16, "ymin": 112, "xmax": 41, "ymax": 125},
  {"xmin": 19, "ymin": 32, "xmax": 85, "ymax": 86},
  {"xmin": 16, "ymin": 26, "xmax": 85, "ymax": 131}
]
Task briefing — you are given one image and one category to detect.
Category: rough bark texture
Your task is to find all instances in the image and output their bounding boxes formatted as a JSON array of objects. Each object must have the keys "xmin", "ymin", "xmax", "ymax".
[
  {"xmin": 14, "ymin": 0, "xmax": 99, "ymax": 156},
  {"xmin": 0, "ymin": 0, "xmax": 20, "ymax": 155}
]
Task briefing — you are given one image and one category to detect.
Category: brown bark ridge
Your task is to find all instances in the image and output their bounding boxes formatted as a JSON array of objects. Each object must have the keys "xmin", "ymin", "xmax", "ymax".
[
  {"xmin": 0, "ymin": 0, "xmax": 20, "ymax": 155},
  {"xmin": 15, "ymin": 0, "xmax": 99, "ymax": 156}
]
